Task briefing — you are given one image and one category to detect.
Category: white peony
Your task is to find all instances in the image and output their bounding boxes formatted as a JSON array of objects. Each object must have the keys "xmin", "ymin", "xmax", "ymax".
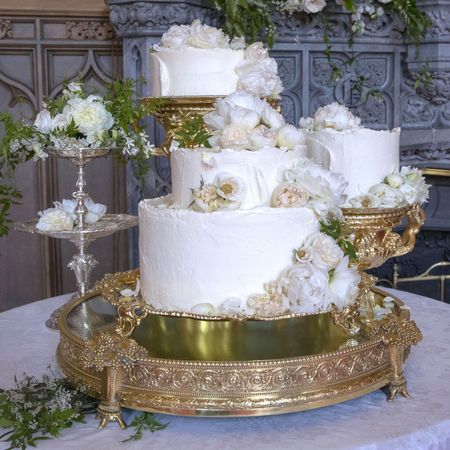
[
  {"xmin": 187, "ymin": 20, "xmax": 229, "ymax": 49},
  {"xmin": 312, "ymin": 102, "xmax": 361, "ymax": 131},
  {"xmin": 271, "ymin": 182, "xmax": 310, "ymax": 208},
  {"xmin": 274, "ymin": 263, "xmax": 331, "ymax": 314},
  {"xmin": 217, "ymin": 125, "xmax": 250, "ymax": 150},
  {"xmin": 55, "ymin": 197, "xmax": 106, "ymax": 224},
  {"xmin": 228, "ymin": 106, "xmax": 261, "ymax": 130},
  {"xmin": 328, "ymin": 257, "xmax": 361, "ymax": 309},
  {"xmin": 400, "ymin": 166, "xmax": 423, "ymax": 186},
  {"xmin": 244, "ymin": 42, "xmax": 269, "ymax": 61},
  {"xmin": 238, "ymin": 67, "xmax": 283, "ymax": 99},
  {"xmin": 385, "ymin": 173, "xmax": 404, "ymax": 188},
  {"xmin": 64, "ymin": 96, "xmax": 114, "ymax": 138},
  {"xmin": 191, "ymin": 184, "xmax": 221, "ymax": 212},
  {"xmin": 302, "ymin": 0, "xmax": 327, "ymax": 13},
  {"xmin": 276, "ymin": 124, "xmax": 307, "ymax": 148},
  {"xmin": 247, "ymin": 125, "xmax": 276, "ymax": 150},
  {"xmin": 36, "ymin": 208, "xmax": 75, "ymax": 231},
  {"xmin": 159, "ymin": 24, "xmax": 191, "ymax": 49},
  {"xmin": 222, "ymin": 90, "xmax": 265, "ymax": 114},
  {"xmin": 34, "ymin": 110, "xmax": 53, "ymax": 134},
  {"xmin": 51, "ymin": 113, "xmax": 68, "ymax": 131},
  {"xmin": 261, "ymin": 103, "xmax": 285, "ymax": 129},
  {"xmin": 67, "ymin": 82, "xmax": 83, "ymax": 93},
  {"xmin": 214, "ymin": 172, "xmax": 247, "ymax": 204},
  {"xmin": 203, "ymin": 110, "xmax": 228, "ymax": 131},
  {"xmin": 368, "ymin": 183, "xmax": 404, "ymax": 208},
  {"xmin": 299, "ymin": 116, "xmax": 315, "ymax": 131},
  {"xmin": 304, "ymin": 232, "xmax": 344, "ymax": 270},
  {"xmin": 283, "ymin": 159, "xmax": 348, "ymax": 217}
]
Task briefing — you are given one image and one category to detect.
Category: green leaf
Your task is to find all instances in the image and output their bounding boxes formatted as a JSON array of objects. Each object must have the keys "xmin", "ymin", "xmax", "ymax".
[
  {"xmin": 173, "ymin": 115, "xmax": 212, "ymax": 148},
  {"xmin": 123, "ymin": 412, "xmax": 169, "ymax": 442}
]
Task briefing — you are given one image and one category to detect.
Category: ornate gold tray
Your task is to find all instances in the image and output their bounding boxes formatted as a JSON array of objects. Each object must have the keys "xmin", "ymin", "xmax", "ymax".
[{"xmin": 57, "ymin": 271, "xmax": 422, "ymax": 429}]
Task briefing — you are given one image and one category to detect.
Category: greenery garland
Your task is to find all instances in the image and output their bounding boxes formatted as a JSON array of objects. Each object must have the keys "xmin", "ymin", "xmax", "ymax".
[{"xmin": 0, "ymin": 370, "xmax": 167, "ymax": 449}]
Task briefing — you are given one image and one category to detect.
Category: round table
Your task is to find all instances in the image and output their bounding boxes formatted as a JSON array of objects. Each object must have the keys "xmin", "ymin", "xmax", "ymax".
[{"xmin": 0, "ymin": 290, "xmax": 449, "ymax": 450}]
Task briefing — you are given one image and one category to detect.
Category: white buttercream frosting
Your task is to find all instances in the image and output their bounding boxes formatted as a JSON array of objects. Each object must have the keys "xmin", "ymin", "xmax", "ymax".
[
  {"xmin": 171, "ymin": 146, "xmax": 306, "ymax": 209},
  {"xmin": 139, "ymin": 195, "xmax": 319, "ymax": 312},
  {"xmin": 306, "ymin": 127, "xmax": 400, "ymax": 200},
  {"xmin": 151, "ymin": 49, "xmax": 244, "ymax": 97}
]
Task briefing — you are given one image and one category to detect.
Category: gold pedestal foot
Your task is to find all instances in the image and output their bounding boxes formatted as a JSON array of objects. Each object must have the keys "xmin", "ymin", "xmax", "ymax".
[
  {"xmin": 387, "ymin": 380, "xmax": 411, "ymax": 401},
  {"xmin": 97, "ymin": 403, "xmax": 127, "ymax": 429}
]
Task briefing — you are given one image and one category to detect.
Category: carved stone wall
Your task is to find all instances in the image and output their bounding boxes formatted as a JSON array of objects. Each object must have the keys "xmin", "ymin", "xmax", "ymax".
[
  {"xmin": 107, "ymin": 0, "xmax": 450, "ymax": 298},
  {"xmin": 0, "ymin": 12, "xmax": 127, "ymax": 310}
]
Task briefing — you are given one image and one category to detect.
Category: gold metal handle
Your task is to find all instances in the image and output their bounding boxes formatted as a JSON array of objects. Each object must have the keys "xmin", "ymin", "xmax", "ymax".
[{"xmin": 393, "ymin": 204, "xmax": 426, "ymax": 258}]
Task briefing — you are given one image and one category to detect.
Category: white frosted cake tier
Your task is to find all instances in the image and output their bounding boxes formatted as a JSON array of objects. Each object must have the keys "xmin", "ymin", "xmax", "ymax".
[
  {"xmin": 306, "ymin": 128, "xmax": 400, "ymax": 200},
  {"xmin": 171, "ymin": 146, "xmax": 307, "ymax": 209},
  {"xmin": 150, "ymin": 48, "xmax": 244, "ymax": 97},
  {"xmin": 139, "ymin": 196, "xmax": 319, "ymax": 312}
]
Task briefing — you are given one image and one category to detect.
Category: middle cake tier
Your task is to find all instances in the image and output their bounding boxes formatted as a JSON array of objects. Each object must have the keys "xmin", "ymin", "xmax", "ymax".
[{"xmin": 139, "ymin": 195, "xmax": 319, "ymax": 313}]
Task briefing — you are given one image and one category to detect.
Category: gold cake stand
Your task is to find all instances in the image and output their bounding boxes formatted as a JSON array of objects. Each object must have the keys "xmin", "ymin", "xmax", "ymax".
[{"xmin": 57, "ymin": 270, "xmax": 422, "ymax": 429}]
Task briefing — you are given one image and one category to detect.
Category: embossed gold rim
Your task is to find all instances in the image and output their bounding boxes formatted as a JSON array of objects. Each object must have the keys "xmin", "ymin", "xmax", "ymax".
[{"xmin": 57, "ymin": 281, "xmax": 421, "ymax": 420}]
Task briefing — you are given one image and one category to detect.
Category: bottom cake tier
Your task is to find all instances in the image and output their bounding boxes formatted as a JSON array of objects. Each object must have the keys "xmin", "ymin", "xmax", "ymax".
[{"xmin": 57, "ymin": 271, "xmax": 422, "ymax": 425}]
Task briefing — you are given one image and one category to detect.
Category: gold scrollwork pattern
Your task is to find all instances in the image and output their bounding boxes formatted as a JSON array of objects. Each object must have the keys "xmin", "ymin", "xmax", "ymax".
[{"xmin": 331, "ymin": 301, "xmax": 361, "ymax": 335}]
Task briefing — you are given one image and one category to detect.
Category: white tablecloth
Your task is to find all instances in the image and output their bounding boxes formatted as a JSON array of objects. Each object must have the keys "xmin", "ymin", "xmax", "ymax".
[{"xmin": 0, "ymin": 290, "xmax": 449, "ymax": 450}]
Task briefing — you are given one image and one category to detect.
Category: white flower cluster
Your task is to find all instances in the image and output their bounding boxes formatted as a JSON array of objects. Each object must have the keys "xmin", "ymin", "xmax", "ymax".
[
  {"xmin": 299, "ymin": 102, "xmax": 361, "ymax": 132},
  {"xmin": 281, "ymin": 0, "xmax": 327, "ymax": 14},
  {"xmin": 34, "ymin": 83, "xmax": 114, "ymax": 148},
  {"xmin": 349, "ymin": 166, "xmax": 430, "ymax": 208},
  {"xmin": 198, "ymin": 231, "xmax": 360, "ymax": 317},
  {"xmin": 204, "ymin": 91, "xmax": 306, "ymax": 151},
  {"xmin": 36, "ymin": 198, "xmax": 106, "ymax": 231},
  {"xmin": 156, "ymin": 21, "xmax": 283, "ymax": 98},
  {"xmin": 191, "ymin": 173, "xmax": 246, "ymax": 212},
  {"xmin": 274, "ymin": 158, "xmax": 348, "ymax": 219},
  {"xmin": 281, "ymin": 0, "xmax": 387, "ymax": 35}
]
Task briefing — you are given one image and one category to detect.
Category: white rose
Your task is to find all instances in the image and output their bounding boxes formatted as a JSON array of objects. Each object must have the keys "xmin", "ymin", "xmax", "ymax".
[
  {"xmin": 276, "ymin": 124, "xmax": 306, "ymax": 148},
  {"xmin": 302, "ymin": 0, "xmax": 327, "ymax": 13},
  {"xmin": 36, "ymin": 208, "xmax": 75, "ymax": 231},
  {"xmin": 305, "ymin": 232, "xmax": 344, "ymax": 270},
  {"xmin": 187, "ymin": 20, "xmax": 229, "ymax": 49},
  {"xmin": 275, "ymin": 263, "xmax": 331, "ymax": 314},
  {"xmin": 218, "ymin": 125, "xmax": 250, "ymax": 150},
  {"xmin": 34, "ymin": 110, "xmax": 53, "ymax": 134},
  {"xmin": 228, "ymin": 106, "xmax": 261, "ymax": 130},
  {"xmin": 214, "ymin": 172, "xmax": 247, "ymax": 204},
  {"xmin": 65, "ymin": 97, "xmax": 114, "ymax": 137},
  {"xmin": 313, "ymin": 102, "xmax": 361, "ymax": 131},
  {"xmin": 160, "ymin": 24, "xmax": 190, "ymax": 49},
  {"xmin": 261, "ymin": 104, "xmax": 285, "ymax": 129},
  {"xmin": 329, "ymin": 257, "xmax": 361, "ymax": 309},
  {"xmin": 271, "ymin": 182, "xmax": 310, "ymax": 208},
  {"xmin": 385, "ymin": 173, "xmax": 404, "ymax": 188},
  {"xmin": 368, "ymin": 183, "xmax": 404, "ymax": 208},
  {"xmin": 349, "ymin": 193, "xmax": 381, "ymax": 209},
  {"xmin": 248, "ymin": 125, "xmax": 276, "ymax": 150},
  {"xmin": 192, "ymin": 184, "xmax": 221, "ymax": 212},
  {"xmin": 244, "ymin": 42, "xmax": 268, "ymax": 61}
]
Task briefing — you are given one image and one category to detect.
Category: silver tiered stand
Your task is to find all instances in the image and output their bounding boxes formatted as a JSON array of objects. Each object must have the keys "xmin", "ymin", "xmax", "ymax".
[{"xmin": 14, "ymin": 147, "xmax": 138, "ymax": 329}]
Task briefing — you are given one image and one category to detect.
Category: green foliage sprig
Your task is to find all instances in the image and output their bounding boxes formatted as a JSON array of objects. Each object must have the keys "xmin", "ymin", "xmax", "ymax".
[
  {"xmin": 209, "ymin": 0, "xmax": 275, "ymax": 47},
  {"xmin": 0, "ymin": 371, "xmax": 168, "ymax": 449},
  {"xmin": 320, "ymin": 218, "xmax": 357, "ymax": 261},
  {"xmin": 123, "ymin": 412, "xmax": 169, "ymax": 442},
  {"xmin": 0, "ymin": 373, "xmax": 95, "ymax": 450},
  {"xmin": 173, "ymin": 115, "xmax": 212, "ymax": 148}
]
